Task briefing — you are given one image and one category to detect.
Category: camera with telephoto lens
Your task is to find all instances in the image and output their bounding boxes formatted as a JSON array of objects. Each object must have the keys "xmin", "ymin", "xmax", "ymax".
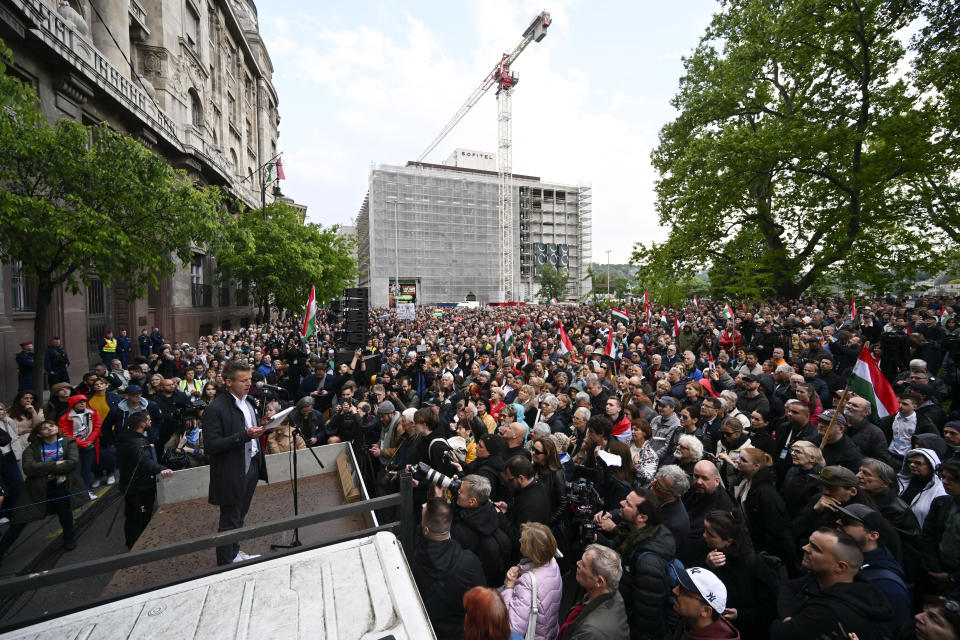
[{"xmin": 416, "ymin": 462, "xmax": 461, "ymax": 492}]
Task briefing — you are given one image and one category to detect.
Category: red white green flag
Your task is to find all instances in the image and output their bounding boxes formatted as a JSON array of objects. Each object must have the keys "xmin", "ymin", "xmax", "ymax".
[
  {"xmin": 611, "ymin": 307, "xmax": 629, "ymax": 322},
  {"xmin": 851, "ymin": 298, "xmax": 856, "ymax": 320},
  {"xmin": 523, "ymin": 337, "xmax": 533, "ymax": 366},
  {"xmin": 301, "ymin": 286, "xmax": 317, "ymax": 339},
  {"xmin": 673, "ymin": 316, "xmax": 680, "ymax": 337},
  {"xmin": 557, "ymin": 323, "xmax": 574, "ymax": 355},
  {"xmin": 604, "ymin": 329, "xmax": 617, "ymax": 359},
  {"xmin": 849, "ymin": 345, "xmax": 898, "ymax": 422},
  {"xmin": 693, "ymin": 295, "xmax": 700, "ymax": 312},
  {"xmin": 723, "ymin": 304, "xmax": 734, "ymax": 321}
]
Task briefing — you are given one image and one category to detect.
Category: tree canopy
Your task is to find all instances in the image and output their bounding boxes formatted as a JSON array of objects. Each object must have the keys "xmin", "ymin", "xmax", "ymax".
[
  {"xmin": 632, "ymin": 0, "xmax": 960, "ymax": 298},
  {"xmin": 537, "ymin": 264, "xmax": 569, "ymax": 302},
  {"xmin": 0, "ymin": 40, "xmax": 224, "ymax": 395},
  {"xmin": 213, "ymin": 202, "xmax": 356, "ymax": 317}
]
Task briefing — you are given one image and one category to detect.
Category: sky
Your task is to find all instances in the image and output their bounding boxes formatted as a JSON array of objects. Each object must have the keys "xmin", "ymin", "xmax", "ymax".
[{"xmin": 259, "ymin": 0, "xmax": 719, "ymax": 264}]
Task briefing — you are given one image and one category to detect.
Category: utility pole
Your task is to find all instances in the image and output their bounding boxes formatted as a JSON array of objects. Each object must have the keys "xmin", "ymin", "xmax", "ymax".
[{"xmin": 606, "ymin": 250, "xmax": 611, "ymax": 298}]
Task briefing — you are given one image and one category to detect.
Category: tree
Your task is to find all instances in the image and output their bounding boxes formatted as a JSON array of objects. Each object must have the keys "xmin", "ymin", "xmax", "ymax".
[
  {"xmin": 633, "ymin": 0, "xmax": 960, "ymax": 298},
  {"xmin": 0, "ymin": 44, "xmax": 224, "ymax": 396},
  {"xmin": 537, "ymin": 264, "xmax": 568, "ymax": 302},
  {"xmin": 214, "ymin": 202, "xmax": 356, "ymax": 319}
]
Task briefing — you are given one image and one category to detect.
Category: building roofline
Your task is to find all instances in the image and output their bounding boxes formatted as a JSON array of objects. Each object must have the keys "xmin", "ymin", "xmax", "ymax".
[{"xmin": 403, "ymin": 161, "xmax": 540, "ymax": 182}]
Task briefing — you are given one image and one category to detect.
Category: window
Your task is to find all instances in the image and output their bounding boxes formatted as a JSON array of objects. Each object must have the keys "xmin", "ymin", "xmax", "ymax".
[
  {"xmin": 185, "ymin": 3, "xmax": 200, "ymax": 52},
  {"xmin": 244, "ymin": 75, "xmax": 252, "ymax": 104},
  {"xmin": 227, "ymin": 93, "xmax": 236, "ymax": 123},
  {"xmin": 245, "ymin": 119, "xmax": 252, "ymax": 146},
  {"xmin": 190, "ymin": 253, "xmax": 204, "ymax": 285},
  {"xmin": 10, "ymin": 261, "xmax": 32, "ymax": 311},
  {"xmin": 87, "ymin": 278, "xmax": 105, "ymax": 315},
  {"xmin": 189, "ymin": 89, "xmax": 203, "ymax": 127}
]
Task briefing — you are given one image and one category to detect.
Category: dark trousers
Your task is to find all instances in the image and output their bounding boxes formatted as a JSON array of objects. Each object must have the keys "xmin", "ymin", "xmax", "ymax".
[
  {"xmin": 0, "ymin": 480, "xmax": 74, "ymax": 561},
  {"xmin": 0, "ymin": 453, "xmax": 23, "ymax": 519},
  {"xmin": 77, "ymin": 446, "xmax": 95, "ymax": 490},
  {"xmin": 215, "ymin": 455, "xmax": 260, "ymax": 565},
  {"xmin": 124, "ymin": 488, "xmax": 157, "ymax": 549}
]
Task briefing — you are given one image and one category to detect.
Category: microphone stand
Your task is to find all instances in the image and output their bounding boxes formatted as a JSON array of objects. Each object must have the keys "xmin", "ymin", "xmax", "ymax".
[{"xmin": 270, "ymin": 420, "xmax": 325, "ymax": 550}]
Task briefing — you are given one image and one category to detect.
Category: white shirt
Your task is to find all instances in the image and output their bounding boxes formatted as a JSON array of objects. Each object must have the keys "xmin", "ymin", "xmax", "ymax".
[
  {"xmin": 889, "ymin": 412, "xmax": 917, "ymax": 456},
  {"xmin": 233, "ymin": 393, "xmax": 259, "ymax": 458}
]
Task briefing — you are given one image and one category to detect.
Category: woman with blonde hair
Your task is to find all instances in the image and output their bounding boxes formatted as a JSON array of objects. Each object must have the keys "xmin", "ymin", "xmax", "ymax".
[
  {"xmin": 502, "ymin": 522, "xmax": 563, "ymax": 640},
  {"xmin": 782, "ymin": 440, "xmax": 825, "ymax": 517}
]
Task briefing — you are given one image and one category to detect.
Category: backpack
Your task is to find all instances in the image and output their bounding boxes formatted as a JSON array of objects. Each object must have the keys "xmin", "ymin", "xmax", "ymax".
[{"xmin": 638, "ymin": 551, "xmax": 686, "ymax": 633}]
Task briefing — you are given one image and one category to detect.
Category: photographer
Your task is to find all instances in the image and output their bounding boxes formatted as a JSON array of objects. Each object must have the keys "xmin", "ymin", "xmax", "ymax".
[
  {"xmin": 450, "ymin": 474, "xmax": 512, "ymax": 587},
  {"xmin": 494, "ymin": 455, "xmax": 550, "ymax": 563},
  {"xmin": 290, "ymin": 396, "xmax": 326, "ymax": 446},
  {"xmin": 388, "ymin": 376, "xmax": 420, "ymax": 412},
  {"xmin": 153, "ymin": 379, "xmax": 190, "ymax": 446},
  {"xmin": 118, "ymin": 411, "xmax": 173, "ymax": 549}
]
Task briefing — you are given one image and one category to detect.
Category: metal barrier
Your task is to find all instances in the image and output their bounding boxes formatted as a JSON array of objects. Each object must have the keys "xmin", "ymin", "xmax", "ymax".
[{"xmin": 0, "ymin": 476, "xmax": 414, "ymax": 598}]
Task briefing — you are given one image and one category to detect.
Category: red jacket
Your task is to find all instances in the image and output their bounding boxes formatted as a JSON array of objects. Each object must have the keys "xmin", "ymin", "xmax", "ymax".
[{"xmin": 58, "ymin": 409, "xmax": 103, "ymax": 462}]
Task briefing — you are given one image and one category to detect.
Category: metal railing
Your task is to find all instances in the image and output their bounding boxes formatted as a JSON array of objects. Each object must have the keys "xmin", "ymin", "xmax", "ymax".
[
  {"xmin": 218, "ymin": 284, "xmax": 231, "ymax": 307},
  {"xmin": 0, "ymin": 477, "xmax": 413, "ymax": 602},
  {"xmin": 191, "ymin": 283, "xmax": 212, "ymax": 307}
]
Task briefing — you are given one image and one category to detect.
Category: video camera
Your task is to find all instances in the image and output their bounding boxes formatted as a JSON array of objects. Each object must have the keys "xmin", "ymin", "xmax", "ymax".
[{"xmin": 567, "ymin": 476, "xmax": 603, "ymax": 550}]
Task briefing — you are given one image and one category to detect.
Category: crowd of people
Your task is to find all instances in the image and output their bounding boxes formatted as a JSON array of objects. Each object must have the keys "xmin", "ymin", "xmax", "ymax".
[{"xmin": 0, "ymin": 295, "xmax": 958, "ymax": 639}]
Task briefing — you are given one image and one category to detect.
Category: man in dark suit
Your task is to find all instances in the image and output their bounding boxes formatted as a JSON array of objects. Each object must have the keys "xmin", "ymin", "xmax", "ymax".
[{"xmin": 202, "ymin": 360, "xmax": 268, "ymax": 565}]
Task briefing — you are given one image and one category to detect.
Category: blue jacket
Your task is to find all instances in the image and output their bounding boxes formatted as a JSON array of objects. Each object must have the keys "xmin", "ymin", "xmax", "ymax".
[
  {"xmin": 138, "ymin": 334, "xmax": 152, "ymax": 356},
  {"xmin": 862, "ymin": 547, "xmax": 911, "ymax": 637}
]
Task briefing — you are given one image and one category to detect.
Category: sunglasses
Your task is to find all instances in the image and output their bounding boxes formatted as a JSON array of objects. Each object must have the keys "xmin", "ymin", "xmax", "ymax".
[
  {"xmin": 721, "ymin": 430, "xmax": 739, "ymax": 436},
  {"xmin": 532, "ymin": 448, "xmax": 544, "ymax": 455}
]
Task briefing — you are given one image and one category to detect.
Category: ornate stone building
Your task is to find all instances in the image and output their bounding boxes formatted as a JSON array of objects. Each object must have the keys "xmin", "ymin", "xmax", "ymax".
[{"xmin": 0, "ymin": 0, "xmax": 288, "ymax": 397}]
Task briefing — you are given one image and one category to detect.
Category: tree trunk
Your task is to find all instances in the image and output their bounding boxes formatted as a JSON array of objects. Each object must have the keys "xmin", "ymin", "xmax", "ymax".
[{"xmin": 30, "ymin": 279, "xmax": 52, "ymax": 399}]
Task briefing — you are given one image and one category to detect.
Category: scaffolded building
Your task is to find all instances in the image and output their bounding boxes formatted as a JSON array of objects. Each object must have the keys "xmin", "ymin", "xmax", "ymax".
[{"xmin": 356, "ymin": 149, "xmax": 592, "ymax": 308}]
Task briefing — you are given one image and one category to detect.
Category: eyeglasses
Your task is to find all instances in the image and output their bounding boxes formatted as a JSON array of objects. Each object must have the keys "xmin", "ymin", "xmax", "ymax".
[{"xmin": 532, "ymin": 449, "xmax": 544, "ymax": 455}]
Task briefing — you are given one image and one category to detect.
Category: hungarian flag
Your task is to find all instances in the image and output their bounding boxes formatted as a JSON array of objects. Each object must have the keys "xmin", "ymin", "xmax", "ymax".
[
  {"xmin": 557, "ymin": 323, "xmax": 574, "ymax": 355},
  {"xmin": 611, "ymin": 307, "xmax": 629, "ymax": 323},
  {"xmin": 693, "ymin": 295, "xmax": 700, "ymax": 312},
  {"xmin": 723, "ymin": 304, "xmax": 734, "ymax": 321},
  {"xmin": 494, "ymin": 328, "xmax": 502, "ymax": 352},
  {"xmin": 604, "ymin": 329, "xmax": 617, "ymax": 359},
  {"xmin": 523, "ymin": 336, "xmax": 533, "ymax": 366},
  {"xmin": 301, "ymin": 286, "xmax": 317, "ymax": 339},
  {"xmin": 550, "ymin": 298, "xmax": 558, "ymax": 306},
  {"xmin": 851, "ymin": 298, "xmax": 856, "ymax": 320},
  {"xmin": 503, "ymin": 326, "xmax": 514, "ymax": 353},
  {"xmin": 673, "ymin": 316, "xmax": 680, "ymax": 337},
  {"xmin": 943, "ymin": 307, "xmax": 954, "ymax": 324},
  {"xmin": 265, "ymin": 156, "xmax": 285, "ymax": 182},
  {"xmin": 642, "ymin": 290, "xmax": 651, "ymax": 325},
  {"xmin": 848, "ymin": 345, "xmax": 898, "ymax": 422}
]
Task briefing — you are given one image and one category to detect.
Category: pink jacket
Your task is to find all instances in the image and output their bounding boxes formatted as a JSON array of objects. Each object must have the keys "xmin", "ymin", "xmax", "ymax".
[{"xmin": 502, "ymin": 558, "xmax": 563, "ymax": 640}]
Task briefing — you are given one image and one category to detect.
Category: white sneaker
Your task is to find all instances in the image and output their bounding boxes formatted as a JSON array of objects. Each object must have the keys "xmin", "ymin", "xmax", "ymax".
[
  {"xmin": 232, "ymin": 550, "xmax": 260, "ymax": 563},
  {"xmin": 106, "ymin": 474, "xmax": 116, "ymax": 486},
  {"xmin": 88, "ymin": 491, "xmax": 98, "ymax": 500},
  {"xmin": 0, "ymin": 517, "xmax": 9, "ymax": 525},
  {"xmin": 91, "ymin": 478, "xmax": 103, "ymax": 488}
]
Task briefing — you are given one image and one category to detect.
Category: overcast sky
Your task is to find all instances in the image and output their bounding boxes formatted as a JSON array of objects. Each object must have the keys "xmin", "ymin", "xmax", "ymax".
[{"xmin": 259, "ymin": 0, "xmax": 718, "ymax": 264}]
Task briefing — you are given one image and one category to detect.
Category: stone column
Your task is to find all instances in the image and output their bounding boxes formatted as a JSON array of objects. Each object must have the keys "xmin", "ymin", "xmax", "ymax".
[{"xmin": 91, "ymin": 0, "xmax": 131, "ymax": 78}]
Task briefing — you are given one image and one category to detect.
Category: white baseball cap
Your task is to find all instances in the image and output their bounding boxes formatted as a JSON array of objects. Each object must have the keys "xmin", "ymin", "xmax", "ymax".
[{"xmin": 677, "ymin": 567, "xmax": 727, "ymax": 614}]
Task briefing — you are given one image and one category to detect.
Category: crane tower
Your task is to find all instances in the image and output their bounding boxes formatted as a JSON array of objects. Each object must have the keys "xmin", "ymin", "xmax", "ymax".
[{"xmin": 418, "ymin": 11, "xmax": 551, "ymax": 301}]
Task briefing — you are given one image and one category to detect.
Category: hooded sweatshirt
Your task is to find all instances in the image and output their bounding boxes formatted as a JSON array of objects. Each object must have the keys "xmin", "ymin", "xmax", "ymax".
[
  {"xmin": 897, "ymin": 447, "xmax": 947, "ymax": 526},
  {"xmin": 677, "ymin": 616, "xmax": 741, "ymax": 639},
  {"xmin": 410, "ymin": 538, "xmax": 485, "ymax": 640},
  {"xmin": 771, "ymin": 573, "xmax": 893, "ymax": 640}
]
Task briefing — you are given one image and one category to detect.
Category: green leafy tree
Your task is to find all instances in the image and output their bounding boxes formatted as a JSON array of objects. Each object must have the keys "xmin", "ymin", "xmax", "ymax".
[
  {"xmin": 633, "ymin": 0, "xmax": 959, "ymax": 298},
  {"xmin": 215, "ymin": 202, "xmax": 356, "ymax": 319},
  {"xmin": 537, "ymin": 264, "xmax": 569, "ymax": 302},
  {"xmin": 0, "ymin": 43, "xmax": 224, "ymax": 396}
]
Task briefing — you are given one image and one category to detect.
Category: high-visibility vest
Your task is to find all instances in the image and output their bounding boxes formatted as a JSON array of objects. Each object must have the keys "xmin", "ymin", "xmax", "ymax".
[{"xmin": 102, "ymin": 337, "xmax": 117, "ymax": 353}]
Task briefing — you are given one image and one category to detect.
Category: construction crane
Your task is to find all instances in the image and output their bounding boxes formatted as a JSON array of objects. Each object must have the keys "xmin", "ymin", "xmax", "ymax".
[{"xmin": 417, "ymin": 10, "xmax": 551, "ymax": 302}]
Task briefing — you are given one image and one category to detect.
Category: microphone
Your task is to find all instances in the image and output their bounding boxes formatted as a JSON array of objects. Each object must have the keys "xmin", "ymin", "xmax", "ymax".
[{"xmin": 256, "ymin": 382, "xmax": 285, "ymax": 392}]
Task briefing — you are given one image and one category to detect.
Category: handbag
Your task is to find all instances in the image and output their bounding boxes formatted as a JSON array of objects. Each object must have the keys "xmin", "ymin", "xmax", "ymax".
[{"xmin": 525, "ymin": 570, "xmax": 539, "ymax": 640}]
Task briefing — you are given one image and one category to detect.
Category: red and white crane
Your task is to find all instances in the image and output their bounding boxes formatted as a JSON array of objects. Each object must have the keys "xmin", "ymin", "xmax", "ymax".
[{"xmin": 417, "ymin": 10, "xmax": 551, "ymax": 301}]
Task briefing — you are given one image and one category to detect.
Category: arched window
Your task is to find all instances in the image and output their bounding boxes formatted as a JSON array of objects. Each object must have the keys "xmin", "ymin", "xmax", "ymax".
[
  {"xmin": 229, "ymin": 148, "xmax": 238, "ymax": 173},
  {"xmin": 188, "ymin": 89, "xmax": 203, "ymax": 127}
]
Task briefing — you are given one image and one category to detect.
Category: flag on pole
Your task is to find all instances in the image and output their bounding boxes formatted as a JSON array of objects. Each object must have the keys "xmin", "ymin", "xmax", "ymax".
[
  {"xmin": 851, "ymin": 298, "xmax": 857, "ymax": 320},
  {"xmin": 523, "ymin": 336, "xmax": 532, "ymax": 366},
  {"xmin": 550, "ymin": 298, "xmax": 558, "ymax": 306},
  {"xmin": 848, "ymin": 345, "xmax": 898, "ymax": 422},
  {"xmin": 611, "ymin": 307, "xmax": 629, "ymax": 323},
  {"xmin": 300, "ymin": 286, "xmax": 317, "ymax": 339},
  {"xmin": 494, "ymin": 328, "xmax": 502, "ymax": 352},
  {"xmin": 673, "ymin": 316, "xmax": 680, "ymax": 337},
  {"xmin": 604, "ymin": 329, "xmax": 617, "ymax": 359},
  {"xmin": 942, "ymin": 307, "xmax": 954, "ymax": 324},
  {"xmin": 693, "ymin": 295, "xmax": 700, "ymax": 312},
  {"xmin": 557, "ymin": 323, "xmax": 574, "ymax": 355},
  {"xmin": 503, "ymin": 326, "xmax": 514, "ymax": 353},
  {"xmin": 723, "ymin": 304, "xmax": 734, "ymax": 321},
  {"xmin": 265, "ymin": 156, "xmax": 285, "ymax": 182}
]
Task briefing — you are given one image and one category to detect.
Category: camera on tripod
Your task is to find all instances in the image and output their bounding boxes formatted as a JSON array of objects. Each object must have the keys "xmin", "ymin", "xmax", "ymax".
[{"xmin": 567, "ymin": 476, "xmax": 603, "ymax": 550}]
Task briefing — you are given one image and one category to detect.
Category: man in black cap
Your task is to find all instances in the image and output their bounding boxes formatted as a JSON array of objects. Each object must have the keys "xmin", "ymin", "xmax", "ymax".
[
  {"xmin": 814, "ymin": 409, "xmax": 863, "ymax": 472},
  {"xmin": 794, "ymin": 465, "xmax": 869, "ymax": 548},
  {"xmin": 836, "ymin": 503, "xmax": 911, "ymax": 637},
  {"xmin": 735, "ymin": 374, "xmax": 769, "ymax": 416}
]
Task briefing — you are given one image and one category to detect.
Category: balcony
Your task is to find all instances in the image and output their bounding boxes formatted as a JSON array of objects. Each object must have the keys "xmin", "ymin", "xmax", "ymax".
[{"xmin": 191, "ymin": 283, "xmax": 212, "ymax": 307}]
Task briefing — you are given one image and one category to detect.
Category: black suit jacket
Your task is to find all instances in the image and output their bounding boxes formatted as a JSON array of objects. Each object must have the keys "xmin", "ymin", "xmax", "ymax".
[{"xmin": 202, "ymin": 392, "xmax": 268, "ymax": 506}]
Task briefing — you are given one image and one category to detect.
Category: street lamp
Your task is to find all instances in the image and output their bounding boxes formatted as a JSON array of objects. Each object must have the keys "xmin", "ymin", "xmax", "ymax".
[{"xmin": 606, "ymin": 250, "xmax": 611, "ymax": 298}]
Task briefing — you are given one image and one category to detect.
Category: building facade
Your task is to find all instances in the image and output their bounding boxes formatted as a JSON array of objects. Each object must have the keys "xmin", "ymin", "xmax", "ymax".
[
  {"xmin": 356, "ymin": 150, "xmax": 592, "ymax": 308},
  {"xmin": 0, "ymin": 0, "xmax": 286, "ymax": 398}
]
